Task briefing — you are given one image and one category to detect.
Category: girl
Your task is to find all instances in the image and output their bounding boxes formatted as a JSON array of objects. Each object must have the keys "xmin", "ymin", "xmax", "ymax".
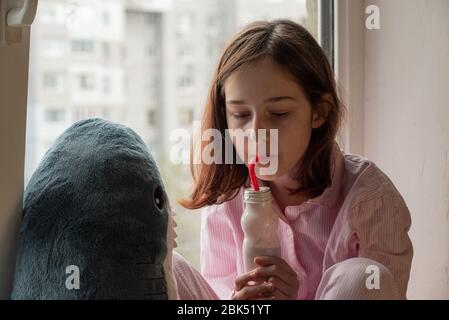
[{"xmin": 175, "ymin": 19, "xmax": 413, "ymax": 300}]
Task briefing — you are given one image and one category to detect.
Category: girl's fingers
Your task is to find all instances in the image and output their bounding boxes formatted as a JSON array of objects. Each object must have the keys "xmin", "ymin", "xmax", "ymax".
[
  {"xmin": 254, "ymin": 256, "xmax": 296, "ymax": 276},
  {"xmin": 272, "ymin": 288, "xmax": 290, "ymax": 300},
  {"xmin": 234, "ymin": 270, "xmax": 263, "ymax": 291},
  {"xmin": 267, "ymin": 276, "xmax": 293, "ymax": 297},
  {"xmin": 257, "ymin": 286, "xmax": 290, "ymax": 300},
  {"xmin": 234, "ymin": 271, "xmax": 255, "ymax": 291},
  {"xmin": 255, "ymin": 296, "xmax": 276, "ymax": 300},
  {"xmin": 254, "ymin": 264, "xmax": 298, "ymax": 287},
  {"xmin": 232, "ymin": 282, "xmax": 275, "ymax": 300},
  {"xmin": 233, "ymin": 257, "xmax": 299, "ymax": 300}
]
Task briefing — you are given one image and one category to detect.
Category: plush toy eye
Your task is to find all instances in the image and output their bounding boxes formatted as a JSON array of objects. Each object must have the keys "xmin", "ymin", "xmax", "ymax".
[{"xmin": 154, "ymin": 185, "xmax": 165, "ymax": 211}]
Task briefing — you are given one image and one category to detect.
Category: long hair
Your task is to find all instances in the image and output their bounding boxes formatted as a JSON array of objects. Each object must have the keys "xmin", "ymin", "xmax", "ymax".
[{"xmin": 180, "ymin": 19, "xmax": 345, "ymax": 209}]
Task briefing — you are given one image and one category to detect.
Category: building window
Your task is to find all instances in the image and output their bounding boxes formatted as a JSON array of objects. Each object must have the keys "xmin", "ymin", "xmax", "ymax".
[
  {"xmin": 177, "ymin": 45, "xmax": 193, "ymax": 60},
  {"xmin": 121, "ymin": 45, "xmax": 127, "ymax": 60},
  {"xmin": 103, "ymin": 76, "xmax": 111, "ymax": 93},
  {"xmin": 73, "ymin": 106, "xmax": 97, "ymax": 121},
  {"xmin": 177, "ymin": 65, "xmax": 194, "ymax": 90},
  {"xmin": 102, "ymin": 11, "xmax": 110, "ymax": 25},
  {"xmin": 148, "ymin": 109, "xmax": 157, "ymax": 126},
  {"xmin": 43, "ymin": 73, "xmax": 57, "ymax": 88},
  {"xmin": 123, "ymin": 74, "xmax": 128, "ymax": 91},
  {"xmin": 43, "ymin": 72, "xmax": 61, "ymax": 90},
  {"xmin": 206, "ymin": 14, "xmax": 219, "ymax": 34},
  {"xmin": 102, "ymin": 42, "xmax": 110, "ymax": 59},
  {"xmin": 72, "ymin": 40, "xmax": 95, "ymax": 53},
  {"xmin": 79, "ymin": 74, "xmax": 95, "ymax": 90},
  {"xmin": 146, "ymin": 76, "xmax": 158, "ymax": 91},
  {"xmin": 45, "ymin": 108, "xmax": 65, "ymax": 122},
  {"xmin": 146, "ymin": 139, "xmax": 160, "ymax": 158},
  {"xmin": 145, "ymin": 13, "xmax": 158, "ymax": 26},
  {"xmin": 178, "ymin": 108, "xmax": 194, "ymax": 126},
  {"xmin": 177, "ymin": 75, "xmax": 193, "ymax": 90},
  {"xmin": 102, "ymin": 108, "xmax": 110, "ymax": 119},
  {"xmin": 177, "ymin": 13, "xmax": 194, "ymax": 36},
  {"xmin": 40, "ymin": 7, "xmax": 57, "ymax": 24},
  {"xmin": 41, "ymin": 38, "xmax": 65, "ymax": 57},
  {"xmin": 148, "ymin": 44, "xmax": 158, "ymax": 58},
  {"xmin": 207, "ymin": 43, "xmax": 218, "ymax": 58}
]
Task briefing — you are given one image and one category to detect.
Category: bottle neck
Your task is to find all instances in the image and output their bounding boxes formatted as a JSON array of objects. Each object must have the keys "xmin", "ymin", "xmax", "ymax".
[{"xmin": 244, "ymin": 186, "xmax": 272, "ymax": 203}]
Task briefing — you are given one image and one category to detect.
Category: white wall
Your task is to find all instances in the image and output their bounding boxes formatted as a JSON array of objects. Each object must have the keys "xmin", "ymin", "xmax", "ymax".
[{"xmin": 362, "ymin": 0, "xmax": 449, "ymax": 299}]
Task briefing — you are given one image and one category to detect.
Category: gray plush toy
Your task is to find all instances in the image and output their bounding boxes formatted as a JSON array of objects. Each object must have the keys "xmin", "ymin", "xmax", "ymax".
[{"xmin": 11, "ymin": 118, "xmax": 178, "ymax": 299}]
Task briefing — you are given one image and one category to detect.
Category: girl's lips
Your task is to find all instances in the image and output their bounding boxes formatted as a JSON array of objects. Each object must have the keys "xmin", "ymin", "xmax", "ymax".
[{"xmin": 250, "ymin": 155, "xmax": 278, "ymax": 165}]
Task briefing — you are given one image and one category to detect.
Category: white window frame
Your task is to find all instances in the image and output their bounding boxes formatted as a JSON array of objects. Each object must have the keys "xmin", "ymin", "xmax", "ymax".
[
  {"xmin": 334, "ymin": 0, "xmax": 365, "ymax": 155},
  {"xmin": 0, "ymin": 0, "xmax": 36, "ymax": 299},
  {"xmin": 0, "ymin": 0, "xmax": 343, "ymax": 300}
]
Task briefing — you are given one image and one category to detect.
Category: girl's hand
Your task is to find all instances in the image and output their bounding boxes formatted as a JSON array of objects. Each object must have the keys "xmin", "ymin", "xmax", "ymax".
[
  {"xmin": 231, "ymin": 270, "xmax": 276, "ymax": 300},
  {"xmin": 253, "ymin": 256, "xmax": 300, "ymax": 300},
  {"xmin": 231, "ymin": 256, "xmax": 299, "ymax": 300}
]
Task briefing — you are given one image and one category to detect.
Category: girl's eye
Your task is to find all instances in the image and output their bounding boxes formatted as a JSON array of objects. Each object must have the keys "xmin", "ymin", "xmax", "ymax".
[
  {"xmin": 272, "ymin": 112, "xmax": 289, "ymax": 118},
  {"xmin": 232, "ymin": 113, "xmax": 250, "ymax": 119}
]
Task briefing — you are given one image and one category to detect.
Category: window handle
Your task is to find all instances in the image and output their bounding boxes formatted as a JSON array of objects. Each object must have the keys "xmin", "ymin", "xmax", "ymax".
[{"xmin": 7, "ymin": 0, "xmax": 38, "ymax": 27}]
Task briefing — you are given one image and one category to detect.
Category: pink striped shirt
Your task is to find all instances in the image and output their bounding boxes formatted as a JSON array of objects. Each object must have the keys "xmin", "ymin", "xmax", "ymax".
[{"xmin": 200, "ymin": 143, "xmax": 413, "ymax": 299}]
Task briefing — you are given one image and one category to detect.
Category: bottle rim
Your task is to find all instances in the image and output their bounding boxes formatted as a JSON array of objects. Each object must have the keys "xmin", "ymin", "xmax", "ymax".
[{"xmin": 244, "ymin": 186, "xmax": 272, "ymax": 203}]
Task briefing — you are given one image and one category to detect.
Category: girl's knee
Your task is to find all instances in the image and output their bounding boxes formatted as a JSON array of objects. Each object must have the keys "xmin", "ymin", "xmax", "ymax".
[{"xmin": 316, "ymin": 258, "xmax": 401, "ymax": 300}]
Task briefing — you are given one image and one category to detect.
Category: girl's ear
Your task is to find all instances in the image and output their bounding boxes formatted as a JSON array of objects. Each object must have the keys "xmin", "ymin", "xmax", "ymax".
[{"xmin": 312, "ymin": 93, "xmax": 332, "ymax": 129}]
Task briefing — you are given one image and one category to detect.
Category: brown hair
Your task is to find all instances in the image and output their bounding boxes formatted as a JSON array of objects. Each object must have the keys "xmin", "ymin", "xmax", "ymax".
[{"xmin": 179, "ymin": 19, "xmax": 345, "ymax": 209}]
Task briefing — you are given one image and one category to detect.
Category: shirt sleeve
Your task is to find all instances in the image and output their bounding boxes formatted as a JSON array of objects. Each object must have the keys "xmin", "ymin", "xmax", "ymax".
[
  {"xmin": 200, "ymin": 204, "xmax": 238, "ymax": 300},
  {"xmin": 350, "ymin": 195, "xmax": 414, "ymax": 298}
]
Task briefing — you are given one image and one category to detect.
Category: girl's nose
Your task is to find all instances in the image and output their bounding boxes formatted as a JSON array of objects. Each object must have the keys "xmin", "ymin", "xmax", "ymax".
[
  {"xmin": 249, "ymin": 116, "xmax": 270, "ymax": 151},
  {"xmin": 250, "ymin": 114, "xmax": 267, "ymax": 133}
]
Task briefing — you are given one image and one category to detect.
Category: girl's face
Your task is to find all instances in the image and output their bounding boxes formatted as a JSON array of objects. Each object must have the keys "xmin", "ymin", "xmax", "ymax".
[{"xmin": 224, "ymin": 57, "xmax": 326, "ymax": 182}]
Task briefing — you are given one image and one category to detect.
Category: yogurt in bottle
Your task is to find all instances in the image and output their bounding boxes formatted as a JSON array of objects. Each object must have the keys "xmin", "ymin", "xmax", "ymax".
[{"xmin": 241, "ymin": 186, "xmax": 280, "ymax": 272}]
